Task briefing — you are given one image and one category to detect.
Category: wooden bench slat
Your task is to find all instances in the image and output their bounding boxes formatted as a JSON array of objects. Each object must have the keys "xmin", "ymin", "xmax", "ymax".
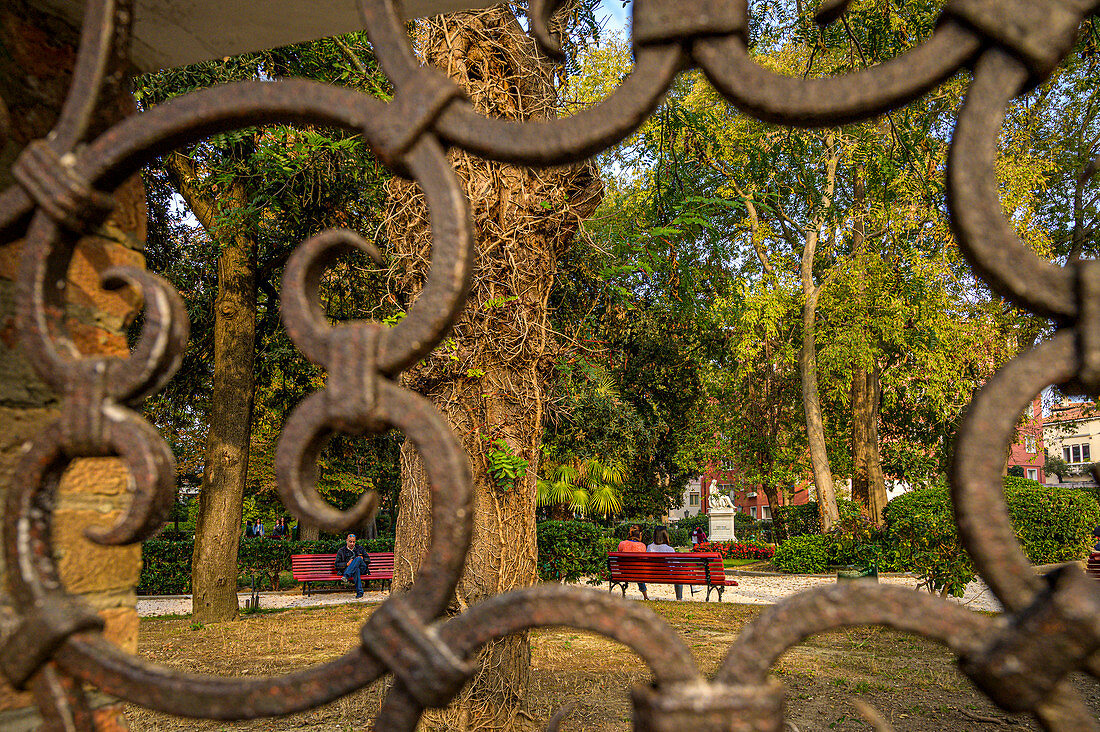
[
  {"xmin": 291, "ymin": 552, "xmax": 395, "ymax": 596},
  {"xmin": 1088, "ymin": 552, "xmax": 1100, "ymax": 581},
  {"xmin": 606, "ymin": 552, "xmax": 737, "ymax": 602}
]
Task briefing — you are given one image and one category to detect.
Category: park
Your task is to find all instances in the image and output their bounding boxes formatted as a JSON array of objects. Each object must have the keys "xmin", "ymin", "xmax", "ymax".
[{"xmin": 1, "ymin": 0, "xmax": 1100, "ymax": 730}]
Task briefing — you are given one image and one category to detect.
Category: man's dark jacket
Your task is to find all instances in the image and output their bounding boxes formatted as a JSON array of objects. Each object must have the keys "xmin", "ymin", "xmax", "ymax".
[{"xmin": 334, "ymin": 544, "xmax": 371, "ymax": 573}]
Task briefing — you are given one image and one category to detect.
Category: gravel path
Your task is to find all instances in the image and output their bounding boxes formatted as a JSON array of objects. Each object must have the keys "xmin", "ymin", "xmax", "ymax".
[{"xmin": 136, "ymin": 573, "xmax": 1001, "ymax": 617}]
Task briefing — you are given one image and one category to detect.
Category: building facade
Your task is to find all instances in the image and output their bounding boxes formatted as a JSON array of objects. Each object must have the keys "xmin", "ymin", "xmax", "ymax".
[
  {"xmin": 1007, "ymin": 395, "xmax": 1046, "ymax": 483},
  {"xmin": 1044, "ymin": 398, "xmax": 1099, "ymax": 487}
]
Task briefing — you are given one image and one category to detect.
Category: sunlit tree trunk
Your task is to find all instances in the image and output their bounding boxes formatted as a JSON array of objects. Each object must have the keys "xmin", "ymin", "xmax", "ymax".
[{"xmin": 167, "ymin": 155, "xmax": 256, "ymax": 623}]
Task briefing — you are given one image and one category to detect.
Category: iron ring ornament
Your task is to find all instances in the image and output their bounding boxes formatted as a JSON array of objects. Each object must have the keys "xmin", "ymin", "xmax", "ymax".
[{"xmin": 0, "ymin": 0, "xmax": 1099, "ymax": 729}]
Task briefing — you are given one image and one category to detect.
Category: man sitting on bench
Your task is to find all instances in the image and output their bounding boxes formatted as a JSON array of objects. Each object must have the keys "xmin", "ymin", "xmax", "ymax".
[{"xmin": 334, "ymin": 533, "xmax": 371, "ymax": 599}]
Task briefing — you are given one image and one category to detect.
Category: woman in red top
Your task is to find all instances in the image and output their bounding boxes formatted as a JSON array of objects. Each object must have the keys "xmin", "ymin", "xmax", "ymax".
[{"xmin": 617, "ymin": 525, "xmax": 649, "ymax": 600}]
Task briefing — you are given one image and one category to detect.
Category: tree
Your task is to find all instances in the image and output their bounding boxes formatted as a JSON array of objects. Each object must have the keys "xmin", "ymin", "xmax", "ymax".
[
  {"xmin": 387, "ymin": 8, "xmax": 601, "ymax": 728},
  {"xmin": 138, "ymin": 35, "xmax": 393, "ymax": 621}
]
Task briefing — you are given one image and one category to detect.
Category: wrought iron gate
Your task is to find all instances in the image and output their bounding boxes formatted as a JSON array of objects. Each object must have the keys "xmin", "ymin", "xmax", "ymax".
[{"xmin": 1, "ymin": 0, "xmax": 1099, "ymax": 729}]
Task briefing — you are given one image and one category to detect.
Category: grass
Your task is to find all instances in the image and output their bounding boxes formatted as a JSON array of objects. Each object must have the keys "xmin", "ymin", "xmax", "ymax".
[
  {"xmin": 127, "ymin": 595, "xmax": 1099, "ymax": 731},
  {"xmin": 722, "ymin": 558, "xmax": 764, "ymax": 568}
]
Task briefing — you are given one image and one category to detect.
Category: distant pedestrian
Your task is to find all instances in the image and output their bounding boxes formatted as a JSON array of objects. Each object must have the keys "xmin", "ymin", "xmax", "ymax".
[
  {"xmin": 270, "ymin": 518, "xmax": 287, "ymax": 539},
  {"xmin": 244, "ymin": 520, "xmax": 255, "ymax": 539},
  {"xmin": 617, "ymin": 525, "xmax": 649, "ymax": 600},
  {"xmin": 254, "ymin": 519, "xmax": 264, "ymax": 538},
  {"xmin": 690, "ymin": 526, "xmax": 708, "ymax": 547},
  {"xmin": 648, "ymin": 526, "xmax": 682, "ymax": 600}
]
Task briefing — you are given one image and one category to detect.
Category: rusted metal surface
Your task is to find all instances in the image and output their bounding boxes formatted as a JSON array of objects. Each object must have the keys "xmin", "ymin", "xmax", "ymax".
[{"xmin": 1, "ymin": 0, "xmax": 1098, "ymax": 729}]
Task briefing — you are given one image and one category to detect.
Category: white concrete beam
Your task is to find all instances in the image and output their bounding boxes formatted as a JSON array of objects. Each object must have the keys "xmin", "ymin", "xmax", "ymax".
[{"xmin": 33, "ymin": 0, "xmax": 498, "ymax": 71}]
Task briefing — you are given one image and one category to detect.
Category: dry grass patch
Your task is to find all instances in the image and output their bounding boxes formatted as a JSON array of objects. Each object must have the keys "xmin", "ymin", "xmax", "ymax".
[{"xmin": 128, "ymin": 597, "xmax": 1099, "ymax": 731}]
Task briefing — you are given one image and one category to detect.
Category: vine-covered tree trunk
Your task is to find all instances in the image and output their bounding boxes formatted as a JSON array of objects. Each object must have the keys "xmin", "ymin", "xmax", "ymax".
[
  {"xmin": 167, "ymin": 155, "xmax": 257, "ymax": 623},
  {"xmin": 387, "ymin": 8, "xmax": 600, "ymax": 729}
]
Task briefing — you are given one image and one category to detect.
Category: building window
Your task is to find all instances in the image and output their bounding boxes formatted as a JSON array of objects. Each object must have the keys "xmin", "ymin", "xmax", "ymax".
[
  {"xmin": 1064, "ymin": 444, "xmax": 1092, "ymax": 464},
  {"xmin": 721, "ymin": 459, "xmax": 736, "ymax": 471},
  {"xmin": 750, "ymin": 506, "xmax": 757, "ymax": 519},
  {"xmin": 1026, "ymin": 468, "xmax": 1038, "ymax": 480},
  {"xmin": 1024, "ymin": 435, "xmax": 1036, "ymax": 453},
  {"xmin": 689, "ymin": 493, "xmax": 699, "ymax": 506},
  {"xmin": 762, "ymin": 506, "xmax": 771, "ymax": 519}
]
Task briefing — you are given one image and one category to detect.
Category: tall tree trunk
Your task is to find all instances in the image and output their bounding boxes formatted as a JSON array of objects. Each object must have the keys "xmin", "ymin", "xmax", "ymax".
[
  {"xmin": 851, "ymin": 361, "xmax": 887, "ymax": 525},
  {"xmin": 800, "ymin": 284, "xmax": 839, "ymax": 530},
  {"xmin": 796, "ymin": 135, "xmax": 840, "ymax": 531},
  {"xmin": 847, "ymin": 165, "xmax": 886, "ymax": 525},
  {"xmin": 167, "ymin": 154, "xmax": 257, "ymax": 622},
  {"xmin": 388, "ymin": 9, "xmax": 601, "ymax": 730}
]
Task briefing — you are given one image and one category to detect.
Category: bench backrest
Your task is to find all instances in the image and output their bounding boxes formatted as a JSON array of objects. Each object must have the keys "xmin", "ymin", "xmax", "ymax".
[
  {"xmin": 607, "ymin": 552, "xmax": 726, "ymax": 584},
  {"xmin": 1088, "ymin": 551, "xmax": 1100, "ymax": 581},
  {"xmin": 291, "ymin": 552, "xmax": 395, "ymax": 580}
]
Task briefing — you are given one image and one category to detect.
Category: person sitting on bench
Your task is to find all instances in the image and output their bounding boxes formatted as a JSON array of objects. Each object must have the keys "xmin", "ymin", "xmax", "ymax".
[{"xmin": 334, "ymin": 533, "xmax": 371, "ymax": 599}]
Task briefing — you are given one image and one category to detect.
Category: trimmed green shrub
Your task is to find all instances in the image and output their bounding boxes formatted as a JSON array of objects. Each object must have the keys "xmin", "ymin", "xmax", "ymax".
[
  {"xmin": 1003, "ymin": 480, "xmax": 1100, "ymax": 563},
  {"xmin": 671, "ymin": 514, "xmax": 709, "ymax": 538},
  {"xmin": 139, "ymin": 539, "xmax": 194, "ymax": 595},
  {"xmin": 536, "ymin": 520, "xmax": 615, "ymax": 582},
  {"xmin": 772, "ymin": 535, "xmax": 833, "ymax": 574},
  {"xmin": 884, "ymin": 487, "xmax": 973, "ymax": 596},
  {"xmin": 773, "ymin": 499, "xmax": 860, "ymax": 539}
]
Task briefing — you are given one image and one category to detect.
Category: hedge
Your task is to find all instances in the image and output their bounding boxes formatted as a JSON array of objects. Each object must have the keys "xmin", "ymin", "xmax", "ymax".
[
  {"xmin": 772, "ymin": 499, "xmax": 859, "ymax": 540},
  {"xmin": 1002, "ymin": 478, "xmax": 1100, "ymax": 563},
  {"xmin": 138, "ymin": 536, "xmax": 396, "ymax": 595},
  {"xmin": 769, "ymin": 480, "xmax": 1100, "ymax": 595},
  {"xmin": 772, "ymin": 535, "xmax": 833, "ymax": 574},
  {"xmin": 536, "ymin": 520, "xmax": 616, "ymax": 582}
]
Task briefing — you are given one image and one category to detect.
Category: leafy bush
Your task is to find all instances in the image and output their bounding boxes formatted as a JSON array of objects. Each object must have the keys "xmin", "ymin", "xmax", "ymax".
[
  {"xmin": 772, "ymin": 535, "xmax": 833, "ymax": 574},
  {"xmin": 772, "ymin": 499, "xmax": 859, "ymax": 539},
  {"xmin": 139, "ymin": 539, "xmax": 194, "ymax": 595},
  {"xmin": 692, "ymin": 541, "xmax": 775, "ymax": 560},
  {"xmin": 1002, "ymin": 479, "xmax": 1100, "ymax": 563},
  {"xmin": 536, "ymin": 520, "xmax": 615, "ymax": 582},
  {"xmin": 884, "ymin": 487, "xmax": 974, "ymax": 596},
  {"xmin": 829, "ymin": 514, "xmax": 889, "ymax": 569},
  {"xmin": 671, "ymin": 514, "xmax": 709, "ymax": 537}
]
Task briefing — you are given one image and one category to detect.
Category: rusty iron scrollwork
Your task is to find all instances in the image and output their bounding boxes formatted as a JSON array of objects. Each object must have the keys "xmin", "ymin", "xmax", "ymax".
[{"xmin": 1, "ymin": 0, "xmax": 1099, "ymax": 729}]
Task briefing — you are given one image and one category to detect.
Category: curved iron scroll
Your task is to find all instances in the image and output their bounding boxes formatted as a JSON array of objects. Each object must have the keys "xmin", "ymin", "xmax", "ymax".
[{"xmin": 1, "ymin": 0, "xmax": 1099, "ymax": 729}]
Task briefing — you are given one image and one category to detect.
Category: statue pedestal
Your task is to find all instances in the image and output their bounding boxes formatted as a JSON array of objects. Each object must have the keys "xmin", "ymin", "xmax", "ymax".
[{"xmin": 708, "ymin": 508, "xmax": 737, "ymax": 542}]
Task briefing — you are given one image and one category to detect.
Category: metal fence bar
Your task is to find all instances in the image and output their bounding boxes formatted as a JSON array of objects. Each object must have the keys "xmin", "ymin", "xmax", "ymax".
[{"xmin": 1, "ymin": 0, "xmax": 1098, "ymax": 729}]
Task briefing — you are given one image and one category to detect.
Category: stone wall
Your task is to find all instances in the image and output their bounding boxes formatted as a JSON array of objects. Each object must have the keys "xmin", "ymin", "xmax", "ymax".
[{"xmin": 0, "ymin": 1, "xmax": 145, "ymax": 726}]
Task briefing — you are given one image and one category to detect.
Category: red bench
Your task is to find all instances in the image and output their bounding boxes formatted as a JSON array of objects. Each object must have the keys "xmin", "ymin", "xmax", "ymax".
[
  {"xmin": 291, "ymin": 552, "xmax": 394, "ymax": 596},
  {"xmin": 1088, "ymin": 551, "xmax": 1099, "ymax": 582},
  {"xmin": 607, "ymin": 551, "xmax": 738, "ymax": 602}
]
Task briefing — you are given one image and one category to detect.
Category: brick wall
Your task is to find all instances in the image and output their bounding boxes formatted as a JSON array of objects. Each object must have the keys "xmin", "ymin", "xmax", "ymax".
[{"xmin": 0, "ymin": 1, "xmax": 145, "ymax": 725}]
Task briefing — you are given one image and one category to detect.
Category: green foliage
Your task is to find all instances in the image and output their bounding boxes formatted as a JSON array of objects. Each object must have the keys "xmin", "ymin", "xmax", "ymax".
[
  {"xmin": 883, "ymin": 488, "xmax": 974, "ymax": 597},
  {"xmin": 537, "ymin": 458, "xmax": 624, "ymax": 518},
  {"xmin": 773, "ymin": 500, "xmax": 860, "ymax": 540},
  {"xmin": 772, "ymin": 535, "xmax": 834, "ymax": 574},
  {"xmin": 139, "ymin": 539, "xmax": 195, "ymax": 595},
  {"xmin": 1002, "ymin": 478, "xmax": 1100, "ymax": 563},
  {"xmin": 483, "ymin": 438, "xmax": 528, "ymax": 493},
  {"xmin": 536, "ymin": 520, "xmax": 616, "ymax": 582}
]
